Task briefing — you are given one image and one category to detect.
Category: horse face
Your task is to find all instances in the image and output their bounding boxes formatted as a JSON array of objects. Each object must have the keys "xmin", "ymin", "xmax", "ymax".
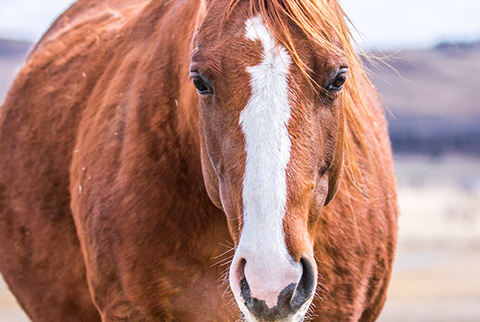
[{"xmin": 191, "ymin": 7, "xmax": 346, "ymax": 322}]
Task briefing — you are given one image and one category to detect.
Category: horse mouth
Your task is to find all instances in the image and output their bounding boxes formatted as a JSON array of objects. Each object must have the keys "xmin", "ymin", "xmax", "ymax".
[
  {"xmin": 239, "ymin": 307, "xmax": 309, "ymax": 322},
  {"xmin": 235, "ymin": 285, "xmax": 313, "ymax": 322}
]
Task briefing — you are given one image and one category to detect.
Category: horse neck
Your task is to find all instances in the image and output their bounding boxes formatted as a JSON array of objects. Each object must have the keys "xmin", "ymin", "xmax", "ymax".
[
  {"xmin": 122, "ymin": 0, "xmax": 205, "ymax": 187},
  {"xmin": 90, "ymin": 1, "xmax": 232, "ymax": 249}
]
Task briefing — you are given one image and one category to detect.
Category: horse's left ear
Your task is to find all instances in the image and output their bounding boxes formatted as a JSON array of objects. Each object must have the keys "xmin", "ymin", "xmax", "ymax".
[{"xmin": 324, "ymin": 142, "xmax": 344, "ymax": 206}]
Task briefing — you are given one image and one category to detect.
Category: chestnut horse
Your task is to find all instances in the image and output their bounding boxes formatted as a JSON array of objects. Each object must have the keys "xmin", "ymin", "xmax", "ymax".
[{"xmin": 0, "ymin": 0, "xmax": 398, "ymax": 321}]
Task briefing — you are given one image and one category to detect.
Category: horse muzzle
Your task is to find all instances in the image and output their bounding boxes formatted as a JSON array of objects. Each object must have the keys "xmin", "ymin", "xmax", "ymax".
[{"xmin": 229, "ymin": 250, "xmax": 317, "ymax": 322}]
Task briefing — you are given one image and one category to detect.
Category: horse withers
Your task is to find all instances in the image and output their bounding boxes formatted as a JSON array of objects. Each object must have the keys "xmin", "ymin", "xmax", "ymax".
[{"xmin": 0, "ymin": 0, "xmax": 398, "ymax": 321}]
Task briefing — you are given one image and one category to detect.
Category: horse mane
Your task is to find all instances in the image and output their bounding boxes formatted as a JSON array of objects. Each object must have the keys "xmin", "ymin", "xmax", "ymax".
[{"xmin": 224, "ymin": 0, "xmax": 382, "ymax": 196}]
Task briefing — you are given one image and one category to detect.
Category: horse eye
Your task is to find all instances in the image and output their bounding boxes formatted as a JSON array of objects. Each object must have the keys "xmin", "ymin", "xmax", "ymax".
[
  {"xmin": 190, "ymin": 73, "xmax": 213, "ymax": 95},
  {"xmin": 327, "ymin": 68, "xmax": 348, "ymax": 92}
]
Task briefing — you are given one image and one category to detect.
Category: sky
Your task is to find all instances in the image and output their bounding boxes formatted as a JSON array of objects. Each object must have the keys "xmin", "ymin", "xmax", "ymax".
[{"xmin": 0, "ymin": 0, "xmax": 479, "ymax": 50}]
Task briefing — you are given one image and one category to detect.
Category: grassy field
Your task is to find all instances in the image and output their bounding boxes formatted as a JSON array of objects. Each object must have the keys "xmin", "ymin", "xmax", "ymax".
[{"xmin": 378, "ymin": 154, "xmax": 480, "ymax": 322}]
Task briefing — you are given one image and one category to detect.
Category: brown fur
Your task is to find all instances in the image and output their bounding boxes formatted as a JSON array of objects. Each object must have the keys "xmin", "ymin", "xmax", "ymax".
[{"xmin": 0, "ymin": 0, "xmax": 398, "ymax": 321}]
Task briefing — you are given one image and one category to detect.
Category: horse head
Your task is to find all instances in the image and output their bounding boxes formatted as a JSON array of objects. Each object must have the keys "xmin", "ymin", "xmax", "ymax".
[{"xmin": 191, "ymin": 1, "xmax": 352, "ymax": 320}]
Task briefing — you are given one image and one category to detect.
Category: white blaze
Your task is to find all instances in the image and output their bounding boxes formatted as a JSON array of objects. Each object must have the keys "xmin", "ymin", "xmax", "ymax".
[
  {"xmin": 231, "ymin": 15, "xmax": 299, "ymax": 310},
  {"xmin": 240, "ymin": 16, "xmax": 291, "ymax": 255}
]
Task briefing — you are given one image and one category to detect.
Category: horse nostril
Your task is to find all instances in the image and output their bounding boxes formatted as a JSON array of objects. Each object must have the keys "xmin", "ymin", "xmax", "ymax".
[
  {"xmin": 291, "ymin": 258, "xmax": 316, "ymax": 309},
  {"xmin": 236, "ymin": 258, "xmax": 246, "ymax": 281}
]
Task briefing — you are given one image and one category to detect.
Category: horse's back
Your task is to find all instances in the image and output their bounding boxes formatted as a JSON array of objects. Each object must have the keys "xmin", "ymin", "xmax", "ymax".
[{"xmin": 0, "ymin": 1, "xmax": 150, "ymax": 321}]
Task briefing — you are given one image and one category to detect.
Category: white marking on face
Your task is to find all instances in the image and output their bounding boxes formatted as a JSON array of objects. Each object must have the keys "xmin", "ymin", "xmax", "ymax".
[
  {"xmin": 229, "ymin": 15, "xmax": 303, "ymax": 315},
  {"xmin": 240, "ymin": 17, "xmax": 291, "ymax": 252}
]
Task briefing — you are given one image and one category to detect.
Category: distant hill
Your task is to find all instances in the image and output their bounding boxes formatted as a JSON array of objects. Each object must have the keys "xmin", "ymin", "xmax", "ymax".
[
  {"xmin": 0, "ymin": 38, "xmax": 479, "ymax": 155},
  {"xmin": 0, "ymin": 39, "xmax": 31, "ymax": 58},
  {"xmin": 434, "ymin": 39, "xmax": 480, "ymax": 52},
  {"xmin": 366, "ymin": 42, "xmax": 480, "ymax": 155},
  {"xmin": 0, "ymin": 39, "xmax": 31, "ymax": 103}
]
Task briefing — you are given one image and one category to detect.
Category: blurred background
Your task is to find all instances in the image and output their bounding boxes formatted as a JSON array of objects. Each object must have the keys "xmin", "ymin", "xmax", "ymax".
[{"xmin": 0, "ymin": 0, "xmax": 479, "ymax": 321}]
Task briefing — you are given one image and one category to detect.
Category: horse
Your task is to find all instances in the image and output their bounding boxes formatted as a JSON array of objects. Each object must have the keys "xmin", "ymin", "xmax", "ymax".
[{"xmin": 0, "ymin": 0, "xmax": 398, "ymax": 321}]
